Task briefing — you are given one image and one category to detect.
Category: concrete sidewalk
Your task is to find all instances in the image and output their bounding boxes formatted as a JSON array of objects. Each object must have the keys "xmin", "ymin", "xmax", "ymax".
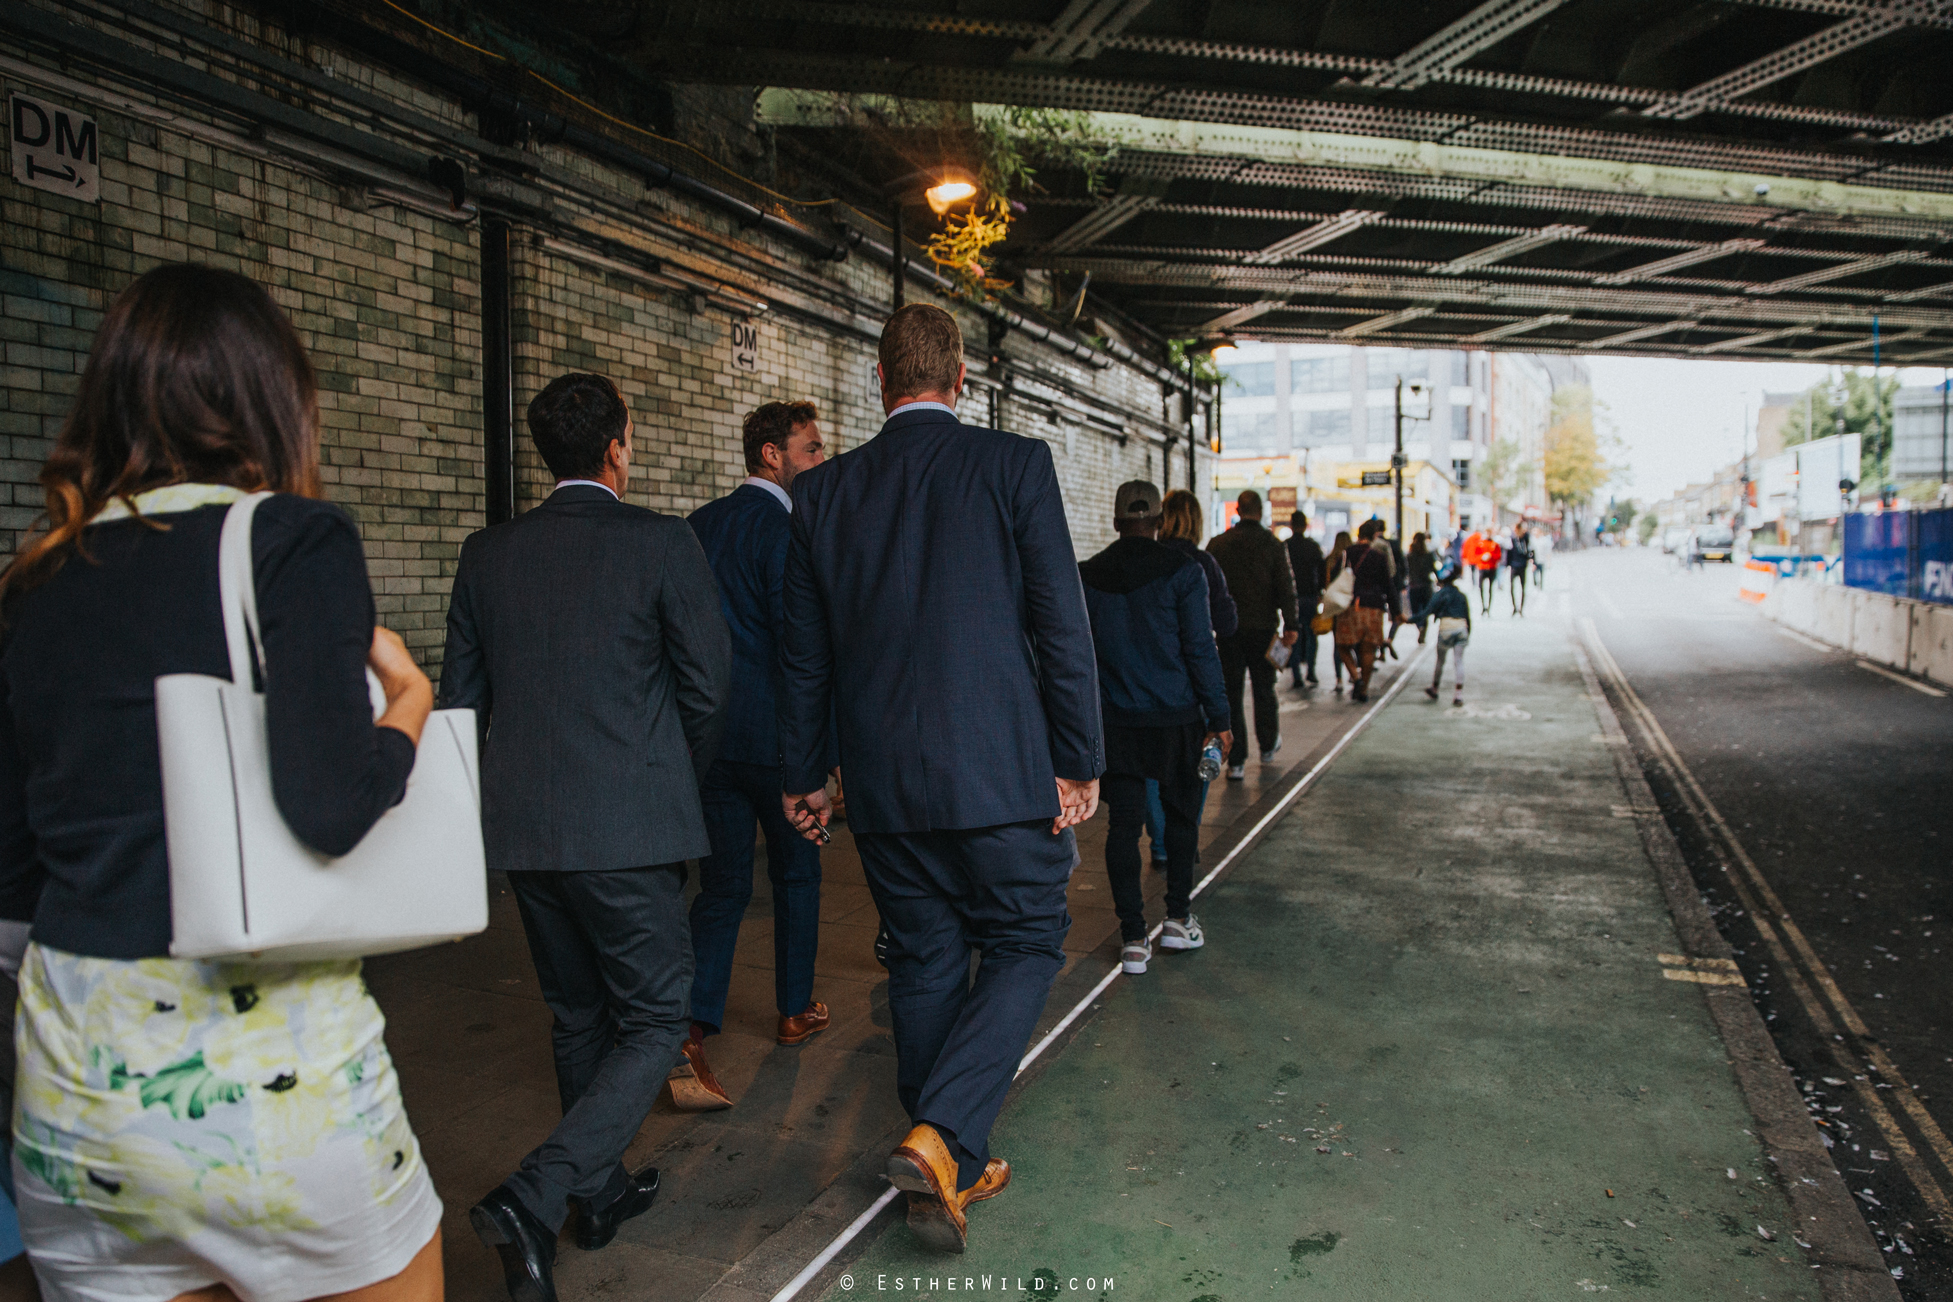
[{"xmin": 824, "ymin": 607, "xmax": 1835, "ymax": 1300}]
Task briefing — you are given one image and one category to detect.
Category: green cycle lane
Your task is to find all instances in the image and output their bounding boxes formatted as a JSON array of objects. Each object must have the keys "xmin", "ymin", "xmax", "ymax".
[{"xmin": 824, "ymin": 610, "xmax": 1822, "ymax": 1302}]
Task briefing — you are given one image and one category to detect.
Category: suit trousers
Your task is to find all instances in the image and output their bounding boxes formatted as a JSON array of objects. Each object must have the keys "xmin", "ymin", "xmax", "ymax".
[
  {"xmin": 855, "ymin": 822, "xmax": 1075, "ymax": 1190},
  {"xmin": 504, "ymin": 865, "xmax": 693, "ymax": 1231},
  {"xmin": 1220, "ymin": 628, "xmax": 1281, "ymax": 763},
  {"xmin": 690, "ymin": 759, "xmax": 823, "ymax": 1033}
]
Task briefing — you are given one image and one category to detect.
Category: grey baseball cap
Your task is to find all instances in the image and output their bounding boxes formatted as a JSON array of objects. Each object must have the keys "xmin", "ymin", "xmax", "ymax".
[{"xmin": 1115, "ymin": 479, "xmax": 1162, "ymax": 520}]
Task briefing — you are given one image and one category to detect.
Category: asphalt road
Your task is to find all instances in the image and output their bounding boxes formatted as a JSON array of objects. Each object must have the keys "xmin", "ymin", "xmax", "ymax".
[{"xmin": 1555, "ymin": 548, "xmax": 1951, "ymax": 1299}]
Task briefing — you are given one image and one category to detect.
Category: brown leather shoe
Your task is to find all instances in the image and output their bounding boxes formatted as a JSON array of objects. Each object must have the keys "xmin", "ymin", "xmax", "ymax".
[
  {"xmin": 776, "ymin": 1001, "xmax": 830, "ymax": 1046},
  {"xmin": 960, "ymin": 1157, "xmax": 1009, "ymax": 1207},
  {"xmin": 886, "ymin": 1123, "xmax": 967, "ymax": 1253},
  {"xmin": 666, "ymin": 1032, "xmax": 732, "ymax": 1111}
]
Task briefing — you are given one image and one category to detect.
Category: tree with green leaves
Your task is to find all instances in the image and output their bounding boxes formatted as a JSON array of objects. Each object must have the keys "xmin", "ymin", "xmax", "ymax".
[{"xmin": 1780, "ymin": 368, "xmax": 1899, "ymax": 486}]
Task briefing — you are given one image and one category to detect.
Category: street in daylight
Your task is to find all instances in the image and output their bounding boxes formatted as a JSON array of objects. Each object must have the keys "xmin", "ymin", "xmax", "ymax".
[{"xmin": 4, "ymin": 4, "xmax": 1953, "ymax": 1302}]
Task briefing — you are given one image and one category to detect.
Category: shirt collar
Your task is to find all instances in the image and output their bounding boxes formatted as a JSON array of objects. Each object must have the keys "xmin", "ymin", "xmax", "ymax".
[
  {"xmin": 554, "ymin": 479, "xmax": 618, "ymax": 500},
  {"xmin": 888, "ymin": 400, "xmax": 957, "ymax": 418},
  {"xmin": 742, "ymin": 475, "xmax": 792, "ymax": 512}
]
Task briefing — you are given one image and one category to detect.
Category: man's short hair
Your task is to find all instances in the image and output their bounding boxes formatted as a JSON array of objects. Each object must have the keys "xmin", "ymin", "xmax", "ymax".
[
  {"xmin": 1236, "ymin": 490, "xmax": 1262, "ymax": 518},
  {"xmin": 879, "ymin": 304, "xmax": 963, "ymax": 398},
  {"xmin": 528, "ymin": 373, "xmax": 628, "ymax": 480},
  {"xmin": 743, "ymin": 400, "xmax": 819, "ymax": 473},
  {"xmin": 1290, "ymin": 510, "xmax": 1308, "ymax": 530},
  {"xmin": 1358, "ymin": 518, "xmax": 1383, "ymax": 539}
]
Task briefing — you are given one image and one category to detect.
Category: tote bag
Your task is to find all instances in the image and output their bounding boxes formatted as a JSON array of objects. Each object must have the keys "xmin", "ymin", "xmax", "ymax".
[
  {"xmin": 155, "ymin": 493, "xmax": 488, "ymax": 961},
  {"xmin": 1320, "ymin": 564, "xmax": 1356, "ymax": 618}
]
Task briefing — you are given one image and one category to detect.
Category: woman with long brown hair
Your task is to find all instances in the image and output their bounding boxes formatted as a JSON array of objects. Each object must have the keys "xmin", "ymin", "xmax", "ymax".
[
  {"xmin": 0, "ymin": 265, "xmax": 442, "ymax": 1300},
  {"xmin": 1324, "ymin": 529, "xmax": 1354, "ymax": 693}
]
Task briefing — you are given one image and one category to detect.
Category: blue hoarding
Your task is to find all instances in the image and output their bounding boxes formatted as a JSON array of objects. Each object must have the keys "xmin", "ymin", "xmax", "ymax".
[{"xmin": 1842, "ymin": 507, "xmax": 1953, "ymax": 604}]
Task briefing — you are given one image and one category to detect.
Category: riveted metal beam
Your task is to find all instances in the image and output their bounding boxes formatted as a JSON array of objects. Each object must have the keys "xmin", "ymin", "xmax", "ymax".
[
  {"xmin": 1339, "ymin": 306, "xmax": 1438, "ymax": 336},
  {"xmin": 1748, "ymin": 249, "xmax": 1929, "ymax": 294},
  {"xmin": 1243, "ymin": 209, "xmax": 1385, "ymax": 264},
  {"xmin": 1882, "ymin": 112, "xmax": 1953, "ymax": 145},
  {"xmin": 1642, "ymin": 11, "xmax": 1916, "ymax": 120},
  {"xmin": 1430, "ymin": 224, "xmax": 1586, "ymax": 275},
  {"xmin": 1463, "ymin": 312, "xmax": 1573, "ymax": 342},
  {"xmin": 1593, "ymin": 239, "xmax": 1770, "ymax": 285},
  {"xmin": 1583, "ymin": 319, "xmax": 1701, "ymax": 348},
  {"xmin": 1014, "ymin": 0, "xmax": 1154, "ymax": 65},
  {"xmin": 1361, "ymin": 0, "xmax": 1575, "ymax": 91},
  {"xmin": 1690, "ymin": 325, "xmax": 1816, "ymax": 353},
  {"xmin": 1198, "ymin": 300, "xmax": 1286, "ymax": 332},
  {"xmin": 1796, "ymin": 327, "xmax": 1927, "ymax": 357}
]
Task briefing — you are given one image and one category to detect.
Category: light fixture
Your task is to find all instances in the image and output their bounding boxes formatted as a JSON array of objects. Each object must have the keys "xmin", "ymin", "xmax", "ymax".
[
  {"xmin": 1209, "ymin": 344, "xmax": 1239, "ymax": 362},
  {"xmin": 924, "ymin": 170, "xmax": 978, "ymax": 215}
]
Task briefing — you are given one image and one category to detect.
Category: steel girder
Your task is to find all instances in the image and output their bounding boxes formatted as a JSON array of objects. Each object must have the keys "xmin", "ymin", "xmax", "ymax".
[
  {"xmin": 1338, "ymin": 306, "xmax": 1439, "ymax": 336},
  {"xmin": 1359, "ymin": 0, "xmax": 1576, "ymax": 92},
  {"xmin": 1593, "ymin": 240, "xmax": 1772, "ymax": 286},
  {"xmin": 1197, "ymin": 300, "xmax": 1286, "ymax": 333},
  {"xmin": 1243, "ymin": 210, "xmax": 1385, "ymax": 264},
  {"xmin": 1013, "ymin": 0, "xmax": 1153, "ymax": 66},
  {"xmin": 1463, "ymin": 312, "xmax": 1574, "ymax": 342},
  {"xmin": 1641, "ymin": 10, "xmax": 1926, "ymax": 120},
  {"xmin": 1429, "ymin": 225, "xmax": 1587, "ymax": 275}
]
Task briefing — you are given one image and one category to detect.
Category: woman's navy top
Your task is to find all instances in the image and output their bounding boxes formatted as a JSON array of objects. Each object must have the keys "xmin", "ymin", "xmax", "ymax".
[{"xmin": 0, "ymin": 496, "xmax": 414, "ymax": 960}]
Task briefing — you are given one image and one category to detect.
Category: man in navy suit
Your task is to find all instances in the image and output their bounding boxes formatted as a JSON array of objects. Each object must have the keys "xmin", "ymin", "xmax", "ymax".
[
  {"xmin": 669, "ymin": 401, "xmax": 832, "ymax": 1112},
  {"xmin": 778, "ymin": 304, "xmax": 1103, "ymax": 1255}
]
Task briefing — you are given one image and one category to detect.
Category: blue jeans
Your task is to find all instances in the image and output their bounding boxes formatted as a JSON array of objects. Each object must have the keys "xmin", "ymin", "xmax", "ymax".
[
  {"xmin": 1145, "ymin": 778, "xmax": 1211, "ymax": 861},
  {"xmin": 689, "ymin": 760, "xmax": 822, "ymax": 1034}
]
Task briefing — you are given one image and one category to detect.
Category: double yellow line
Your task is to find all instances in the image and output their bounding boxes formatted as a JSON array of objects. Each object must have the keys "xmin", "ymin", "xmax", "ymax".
[{"xmin": 1581, "ymin": 618, "xmax": 1953, "ymax": 1231}]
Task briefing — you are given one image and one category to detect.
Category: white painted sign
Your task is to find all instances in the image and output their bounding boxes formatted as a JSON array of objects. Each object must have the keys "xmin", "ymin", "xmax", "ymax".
[
  {"xmin": 10, "ymin": 93, "xmax": 98, "ymax": 203},
  {"xmin": 729, "ymin": 318, "xmax": 758, "ymax": 373}
]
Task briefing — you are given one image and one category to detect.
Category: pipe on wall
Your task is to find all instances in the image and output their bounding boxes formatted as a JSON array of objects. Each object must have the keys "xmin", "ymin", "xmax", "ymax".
[{"xmin": 481, "ymin": 218, "xmax": 516, "ymax": 526}]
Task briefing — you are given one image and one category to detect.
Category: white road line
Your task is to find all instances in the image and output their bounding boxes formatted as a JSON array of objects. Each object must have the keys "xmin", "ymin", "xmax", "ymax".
[
  {"xmin": 1856, "ymin": 659, "xmax": 1947, "ymax": 697},
  {"xmin": 1580, "ymin": 619, "xmax": 1953, "ymax": 1229},
  {"xmin": 765, "ymin": 652, "xmax": 1427, "ymax": 1302},
  {"xmin": 1771, "ymin": 625, "xmax": 1832, "ymax": 653}
]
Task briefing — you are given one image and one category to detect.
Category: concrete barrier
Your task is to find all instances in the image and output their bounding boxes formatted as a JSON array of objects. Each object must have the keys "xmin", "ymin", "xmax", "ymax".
[
  {"xmin": 1768, "ymin": 575, "xmax": 1818, "ymax": 636},
  {"xmin": 1850, "ymin": 589, "xmax": 1910, "ymax": 669},
  {"xmin": 1911, "ymin": 604, "xmax": 1953, "ymax": 686},
  {"xmin": 1811, "ymin": 582, "xmax": 1854, "ymax": 648}
]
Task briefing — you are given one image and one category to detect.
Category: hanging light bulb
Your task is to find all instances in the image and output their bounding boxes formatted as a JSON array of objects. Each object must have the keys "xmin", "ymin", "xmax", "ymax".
[{"xmin": 925, "ymin": 170, "xmax": 978, "ymax": 215}]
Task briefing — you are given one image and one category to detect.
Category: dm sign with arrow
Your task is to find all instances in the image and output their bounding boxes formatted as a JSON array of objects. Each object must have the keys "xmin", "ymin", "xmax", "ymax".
[{"xmin": 11, "ymin": 93, "xmax": 99, "ymax": 203}]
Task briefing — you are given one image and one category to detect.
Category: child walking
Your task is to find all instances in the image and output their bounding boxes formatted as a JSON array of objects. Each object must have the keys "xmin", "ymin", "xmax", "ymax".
[{"xmin": 1416, "ymin": 562, "xmax": 1472, "ymax": 705}]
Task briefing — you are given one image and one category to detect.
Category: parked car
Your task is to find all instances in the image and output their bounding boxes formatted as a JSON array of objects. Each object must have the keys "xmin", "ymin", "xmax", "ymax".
[
  {"xmin": 1661, "ymin": 527, "xmax": 1690, "ymax": 555},
  {"xmin": 1692, "ymin": 524, "xmax": 1737, "ymax": 563}
]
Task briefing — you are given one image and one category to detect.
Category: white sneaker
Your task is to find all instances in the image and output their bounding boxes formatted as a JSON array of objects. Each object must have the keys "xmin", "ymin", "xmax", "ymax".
[
  {"xmin": 1159, "ymin": 915, "xmax": 1204, "ymax": 951},
  {"xmin": 1259, "ymin": 735, "xmax": 1282, "ymax": 762},
  {"xmin": 1120, "ymin": 940, "xmax": 1151, "ymax": 974},
  {"xmin": 1226, "ymin": 764, "xmax": 1246, "ymax": 781}
]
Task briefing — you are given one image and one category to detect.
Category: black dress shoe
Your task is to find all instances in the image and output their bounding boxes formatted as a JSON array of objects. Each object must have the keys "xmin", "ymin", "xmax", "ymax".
[
  {"xmin": 470, "ymin": 1184, "xmax": 557, "ymax": 1302},
  {"xmin": 575, "ymin": 1165, "xmax": 661, "ymax": 1251}
]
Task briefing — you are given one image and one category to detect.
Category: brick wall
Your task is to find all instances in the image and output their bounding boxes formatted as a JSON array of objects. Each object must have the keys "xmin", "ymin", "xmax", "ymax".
[{"xmin": 2, "ymin": 0, "xmax": 1213, "ymax": 680}]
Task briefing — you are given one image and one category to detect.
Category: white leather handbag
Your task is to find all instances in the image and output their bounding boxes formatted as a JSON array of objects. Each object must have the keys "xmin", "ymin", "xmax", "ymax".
[{"xmin": 155, "ymin": 493, "xmax": 488, "ymax": 962}]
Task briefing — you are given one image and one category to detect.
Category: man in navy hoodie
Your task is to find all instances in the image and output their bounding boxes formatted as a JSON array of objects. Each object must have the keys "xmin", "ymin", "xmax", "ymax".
[{"xmin": 1079, "ymin": 481, "xmax": 1231, "ymax": 976}]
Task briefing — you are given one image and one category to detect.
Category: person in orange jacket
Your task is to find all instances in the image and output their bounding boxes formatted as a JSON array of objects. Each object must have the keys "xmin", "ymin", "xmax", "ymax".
[{"xmin": 1462, "ymin": 528, "xmax": 1502, "ymax": 614}]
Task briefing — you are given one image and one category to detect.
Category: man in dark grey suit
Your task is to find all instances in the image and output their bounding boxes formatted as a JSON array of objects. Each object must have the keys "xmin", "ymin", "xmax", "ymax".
[
  {"xmin": 440, "ymin": 372, "xmax": 730, "ymax": 1302},
  {"xmin": 779, "ymin": 304, "xmax": 1103, "ymax": 1255}
]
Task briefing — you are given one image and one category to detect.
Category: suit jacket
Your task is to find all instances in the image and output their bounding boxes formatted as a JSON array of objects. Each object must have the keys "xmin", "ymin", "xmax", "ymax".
[
  {"xmin": 779, "ymin": 407, "xmax": 1103, "ymax": 835},
  {"xmin": 439, "ymin": 485, "xmax": 731, "ymax": 872},
  {"xmin": 687, "ymin": 483, "xmax": 794, "ymax": 769}
]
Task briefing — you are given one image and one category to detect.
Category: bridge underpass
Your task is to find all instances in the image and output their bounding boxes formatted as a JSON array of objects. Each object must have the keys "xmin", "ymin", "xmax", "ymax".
[{"xmin": 4, "ymin": 3, "xmax": 1952, "ymax": 1301}]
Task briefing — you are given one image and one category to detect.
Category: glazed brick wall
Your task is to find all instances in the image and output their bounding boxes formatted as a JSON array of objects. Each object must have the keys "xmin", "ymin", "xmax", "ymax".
[{"xmin": 2, "ymin": 4, "xmax": 1213, "ymax": 681}]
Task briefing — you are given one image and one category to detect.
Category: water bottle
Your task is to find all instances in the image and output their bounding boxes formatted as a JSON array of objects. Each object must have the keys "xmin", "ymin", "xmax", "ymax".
[{"xmin": 1196, "ymin": 738, "xmax": 1224, "ymax": 783}]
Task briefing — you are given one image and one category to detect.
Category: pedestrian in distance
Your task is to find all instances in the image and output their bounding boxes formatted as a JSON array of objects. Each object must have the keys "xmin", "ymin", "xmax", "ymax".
[
  {"xmin": 1463, "ymin": 527, "xmax": 1502, "ymax": 614},
  {"xmin": 1417, "ymin": 563, "xmax": 1473, "ymax": 706},
  {"xmin": 1406, "ymin": 531, "xmax": 1436, "ymax": 644},
  {"xmin": 1532, "ymin": 528, "xmax": 1551, "ymax": 589},
  {"xmin": 673, "ymin": 400, "xmax": 835, "ymax": 1115},
  {"xmin": 443, "ymin": 372, "xmax": 732, "ymax": 1302},
  {"xmin": 1142, "ymin": 489, "xmax": 1237, "ymax": 871},
  {"xmin": 1338, "ymin": 519, "xmax": 1394, "ymax": 703},
  {"xmin": 777, "ymin": 304, "xmax": 1103, "ymax": 1255},
  {"xmin": 1206, "ymin": 490, "xmax": 1301, "ymax": 779},
  {"xmin": 1507, "ymin": 522, "xmax": 1533, "ymax": 616},
  {"xmin": 1324, "ymin": 530, "xmax": 1354, "ymax": 694},
  {"xmin": 0, "ymin": 265, "xmax": 445, "ymax": 1300},
  {"xmin": 1079, "ymin": 482, "xmax": 1232, "ymax": 977},
  {"xmin": 1285, "ymin": 510, "xmax": 1325, "ymax": 690}
]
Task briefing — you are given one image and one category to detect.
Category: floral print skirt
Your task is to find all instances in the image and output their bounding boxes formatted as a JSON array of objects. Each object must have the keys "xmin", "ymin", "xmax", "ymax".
[{"xmin": 11, "ymin": 943, "xmax": 441, "ymax": 1302}]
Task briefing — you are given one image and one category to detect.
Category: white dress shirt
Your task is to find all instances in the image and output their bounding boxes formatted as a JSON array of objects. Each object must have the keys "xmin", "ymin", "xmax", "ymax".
[
  {"xmin": 554, "ymin": 478, "xmax": 618, "ymax": 499},
  {"xmin": 742, "ymin": 475, "xmax": 792, "ymax": 511},
  {"xmin": 889, "ymin": 401, "xmax": 957, "ymax": 419}
]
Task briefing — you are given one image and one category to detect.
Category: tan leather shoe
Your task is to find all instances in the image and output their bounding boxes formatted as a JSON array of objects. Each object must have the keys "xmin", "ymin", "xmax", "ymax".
[
  {"xmin": 777, "ymin": 1000, "xmax": 830, "ymax": 1046},
  {"xmin": 666, "ymin": 1033, "xmax": 732, "ymax": 1110},
  {"xmin": 960, "ymin": 1158, "xmax": 1009, "ymax": 1207},
  {"xmin": 886, "ymin": 1123, "xmax": 967, "ymax": 1253}
]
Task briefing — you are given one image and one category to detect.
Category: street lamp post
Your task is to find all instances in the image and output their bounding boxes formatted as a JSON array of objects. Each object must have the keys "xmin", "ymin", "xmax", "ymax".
[{"xmin": 1392, "ymin": 377, "xmax": 1424, "ymax": 543}]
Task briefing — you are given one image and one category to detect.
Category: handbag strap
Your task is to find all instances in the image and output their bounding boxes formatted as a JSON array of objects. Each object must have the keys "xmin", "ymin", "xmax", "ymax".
[{"xmin": 216, "ymin": 492, "xmax": 275, "ymax": 689}]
